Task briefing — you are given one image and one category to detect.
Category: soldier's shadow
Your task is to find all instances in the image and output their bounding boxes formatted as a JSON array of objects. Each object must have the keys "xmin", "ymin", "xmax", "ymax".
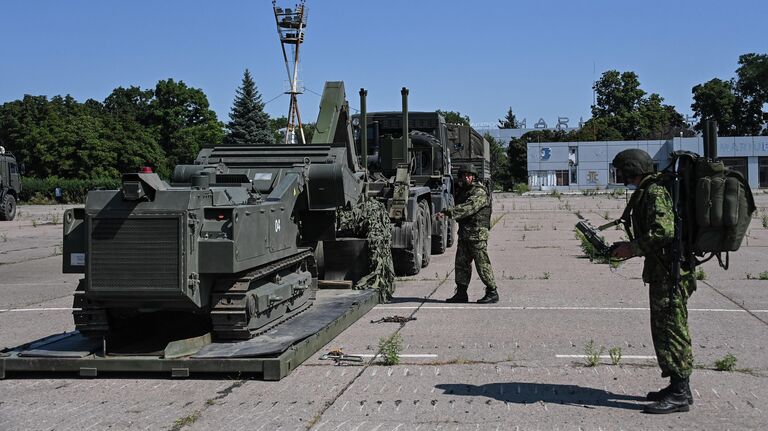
[{"xmin": 435, "ymin": 382, "xmax": 646, "ymax": 411}]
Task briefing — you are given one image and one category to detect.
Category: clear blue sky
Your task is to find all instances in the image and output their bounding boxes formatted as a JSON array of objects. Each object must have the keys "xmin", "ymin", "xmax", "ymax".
[{"xmin": 1, "ymin": 0, "xmax": 766, "ymax": 129}]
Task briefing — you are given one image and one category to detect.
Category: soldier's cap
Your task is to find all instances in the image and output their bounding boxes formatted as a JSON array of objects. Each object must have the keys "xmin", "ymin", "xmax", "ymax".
[
  {"xmin": 612, "ymin": 149, "xmax": 654, "ymax": 178},
  {"xmin": 457, "ymin": 164, "xmax": 478, "ymax": 176}
]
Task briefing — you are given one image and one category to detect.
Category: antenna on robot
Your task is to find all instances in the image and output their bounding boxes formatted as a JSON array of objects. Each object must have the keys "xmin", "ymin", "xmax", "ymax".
[{"xmin": 272, "ymin": 0, "xmax": 308, "ymax": 145}]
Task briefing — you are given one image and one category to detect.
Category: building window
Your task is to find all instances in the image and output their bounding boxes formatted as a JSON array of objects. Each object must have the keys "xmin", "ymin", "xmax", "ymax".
[
  {"xmin": 555, "ymin": 170, "xmax": 569, "ymax": 186},
  {"xmin": 759, "ymin": 157, "xmax": 768, "ymax": 187},
  {"xmin": 721, "ymin": 157, "xmax": 748, "ymax": 180}
]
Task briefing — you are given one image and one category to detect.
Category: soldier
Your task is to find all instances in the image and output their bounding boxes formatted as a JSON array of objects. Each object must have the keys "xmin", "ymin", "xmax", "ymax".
[
  {"xmin": 440, "ymin": 164, "xmax": 498, "ymax": 304},
  {"xmin": 610, "ymin": 149, "xmax": 694, "ymax": 414}
]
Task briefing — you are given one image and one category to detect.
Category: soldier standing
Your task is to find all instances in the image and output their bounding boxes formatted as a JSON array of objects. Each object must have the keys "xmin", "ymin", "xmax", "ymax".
[
  {"xmin": 610, "ymin": 149, "xmax": 694, "ymax": 414},
  {"xmin": 440, "ymin": 164, "xmax": 498, "ymax": 304}
]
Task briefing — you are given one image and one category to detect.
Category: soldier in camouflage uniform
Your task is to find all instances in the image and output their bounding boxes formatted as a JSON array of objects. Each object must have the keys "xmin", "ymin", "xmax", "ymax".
[
  {"xmin": 610, "ymin": 149, "xmax": 694, "ymax": 414},
  {"xmin": 440, "ymin": 164, "xmax": 498, "ymax": 304}
]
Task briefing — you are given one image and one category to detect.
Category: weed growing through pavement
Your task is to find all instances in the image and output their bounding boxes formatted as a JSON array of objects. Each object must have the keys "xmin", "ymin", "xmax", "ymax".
[
  {"xmin": 761, "ymin": 271, "xmax": 768, "ymax": 280},
  {"xmin": 31, "ymin": 219, "xmax": 38, "ymax": 228},
  {"xmin": 762, "ymin": 213, "xmax": 768, "ymax": 229},
  {"xmin": 714, "ymin": 353, "xmax": 737, "ymax": 371},
  {"xmin": 542, "ymin": 272, "xmax": 551, "ymax": 279},
  {"xmin": 378, "ymin": 333, "xmax": 403, "ymax": 365},
  {"xmin": 602, "ymin": 211, "xmax": 610, "ymax": 220},
  {"xmin": 50, "ymin": 213, "xmax": 59, "ymax": 225},
  {"xmin": 584, "ymin": 340, "xmax": 604, "ymax": 367},
  {"xmin": 573, "ymin": 209, "xmax": 582, "ymax": 218},
  {"xmin": 695, "ymin": 268, "xmax": 707, "ymax": 280},
  {"xmin": 1, "ymin": 233, "xmax": 6, "ymax": 242},
  {"xmin": 550, "ymin": 190, "xmax": 562, "ymax": 200},
  {"xmin": 609, "ymin": 346, "xmax": 623, "ymax": 365}
]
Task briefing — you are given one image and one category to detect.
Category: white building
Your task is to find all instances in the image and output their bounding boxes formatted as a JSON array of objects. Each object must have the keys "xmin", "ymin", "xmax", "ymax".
[{"xmin": 526, "ymin": 136, "xmax": 768, "ymax": 190}]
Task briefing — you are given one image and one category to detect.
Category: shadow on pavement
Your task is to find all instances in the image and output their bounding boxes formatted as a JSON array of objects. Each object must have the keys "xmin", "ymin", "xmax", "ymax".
[{"xmin": 435, "ymin": 382, "xmax": 646, "ymax": 411}]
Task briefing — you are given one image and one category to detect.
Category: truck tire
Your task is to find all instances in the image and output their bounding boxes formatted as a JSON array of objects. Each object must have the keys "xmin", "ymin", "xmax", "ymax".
[
  {"xmin": 0, "ymin": 194, "xmax": 16, "ymax": 221},
  {"xmin": 393, "ymin": 214, "xmax": 423, "ymax": 276},
  {"xmin": 446, "ymin": 218, "xmax": 456, "ymax": 248},
  {"xmin": 432, "ymin": 216, "xmax": 447, "ymax": 255},
  {"xmin": 420, "ymin": 200, "xmax": 431, "ymax": 268}
]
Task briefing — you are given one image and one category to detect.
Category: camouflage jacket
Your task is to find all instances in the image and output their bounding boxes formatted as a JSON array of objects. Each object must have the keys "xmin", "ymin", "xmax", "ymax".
[
  {"xmin": 627, "ymin": 175, "xmax": 675, "ymax": 283},
  {"xmin": 445, "ymin": 182, "xmax": 491, "ymax": 242}
]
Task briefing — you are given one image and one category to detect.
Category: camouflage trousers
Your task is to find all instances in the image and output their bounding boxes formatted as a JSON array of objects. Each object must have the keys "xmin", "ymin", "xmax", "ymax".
[
  {"xmin": 649, "ymin": 276, "xmax": 695, "ymax": 379},
  {"xmin": 455, "ymin": 239, "xmax": 497, "ymax": 291}
]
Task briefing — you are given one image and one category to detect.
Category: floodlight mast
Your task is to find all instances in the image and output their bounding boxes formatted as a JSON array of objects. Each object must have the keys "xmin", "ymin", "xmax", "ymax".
[{"xmin": 272, "ymin": 0, "xmax": 308, "ymax": 144}]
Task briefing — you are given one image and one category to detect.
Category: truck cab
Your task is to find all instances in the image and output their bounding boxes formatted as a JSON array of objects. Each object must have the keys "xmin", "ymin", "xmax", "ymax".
[{"xmin": 0, "ymin": 147, "xmax": 21, "ymax": 221}]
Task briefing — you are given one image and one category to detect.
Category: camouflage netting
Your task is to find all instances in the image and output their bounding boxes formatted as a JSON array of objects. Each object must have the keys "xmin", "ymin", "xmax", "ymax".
[{"xmin": 336, "ymin": 198, "xmax": 395, "ymax": 302}]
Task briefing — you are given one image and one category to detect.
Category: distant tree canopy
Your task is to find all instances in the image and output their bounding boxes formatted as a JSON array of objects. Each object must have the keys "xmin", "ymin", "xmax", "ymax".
[
  {"xmin": 692, "ymin": 53, "xmax": 768, "ymax": 136},
  {"xmin": 225, "ymin": 69, "xmax": 274, "ymax": 145},
  {"xmin": 437, "ymin": 110, "xmax": 470, "ymax": 126},
  {"xmin": 498, "ymin": 107, "xmax": 520, "ymax": 129},
  {"xmin": 0, "ymin": 79, "xmax": 224, "ymax": 180}
]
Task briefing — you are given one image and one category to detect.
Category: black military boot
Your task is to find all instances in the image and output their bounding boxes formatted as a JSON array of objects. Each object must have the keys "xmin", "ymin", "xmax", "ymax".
[
  {"xmin": 643, "ymin": 377, "xmax": 691, "ymax": 414},
  {"xmin": 477, "ymin": 288, "xmax": 499, "ymax": 304},
  {"xmin": 446, "ymin": 285, "xmax": 469, "ymax": 303},
  {"xmin": 647, "ymin": 379, "xmax": 694, "ymax": 405}
]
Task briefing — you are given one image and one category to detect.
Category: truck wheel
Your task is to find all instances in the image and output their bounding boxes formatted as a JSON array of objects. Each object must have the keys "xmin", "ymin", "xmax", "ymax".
[
  {"xmin": 431, "ymin": 216, "xmax": 447, "ymax": 255},
  {"xmin": 0, "ymin": 194, "xmax": 16, "ymax": 221},
  {"xmin": 419, "ymin": 200, "xmax": 431, "ymax": 268},
  {"xmin": 393, "ymin": 216, "xmax": 423, "ymax": 276},
  {"xmin": 446, "ymin": 218, "xmax": 456, "ymax": 248}
]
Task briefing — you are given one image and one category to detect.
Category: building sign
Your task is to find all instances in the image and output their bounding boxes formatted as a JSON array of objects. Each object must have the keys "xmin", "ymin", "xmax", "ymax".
[
  {"xmin": 587, "ymin": 171, "xmax": 599, "ymax": 183},
  {"xmin": 540, "ymin": 147, "xmax": 551, "ymax": 160}
]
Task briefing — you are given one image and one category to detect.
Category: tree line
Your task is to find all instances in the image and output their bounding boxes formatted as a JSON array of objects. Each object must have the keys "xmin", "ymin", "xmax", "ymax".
[
  {"xmin": 1, "ymin": 53, "xmax": 764, "ymax": 195},
  {"xmin": 491, "ymin": 52, "xmax": 767, "ymax": 190}
]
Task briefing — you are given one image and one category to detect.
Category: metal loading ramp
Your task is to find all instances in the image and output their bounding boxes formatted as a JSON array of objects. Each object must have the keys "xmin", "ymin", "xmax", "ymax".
[{"xmin": 0, "ymin": 289, "xmax": 377, "ymax": 381}]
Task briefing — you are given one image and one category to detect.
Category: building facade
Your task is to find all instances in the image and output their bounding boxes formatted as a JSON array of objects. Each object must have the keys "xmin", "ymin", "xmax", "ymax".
[{"xmin": 527, "ymin": 136, "xmax": 768, "ymax": 190}]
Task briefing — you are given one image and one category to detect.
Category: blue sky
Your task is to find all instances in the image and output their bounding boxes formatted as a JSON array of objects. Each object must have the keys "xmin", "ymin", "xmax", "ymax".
[{"xmin": 1, "ymin": 0, "xmax": 766, "ymax": 129}]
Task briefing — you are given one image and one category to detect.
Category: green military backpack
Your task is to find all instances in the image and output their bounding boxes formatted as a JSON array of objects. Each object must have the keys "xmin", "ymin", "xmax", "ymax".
[{"xmin": 665, "ymin": 151, "xmax": 756, "ymax": 269}]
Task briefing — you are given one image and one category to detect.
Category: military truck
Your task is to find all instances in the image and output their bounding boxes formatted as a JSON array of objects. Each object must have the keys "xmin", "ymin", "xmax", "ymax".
[
  {"xmin": 0, "ymin": 147, "xmax": 21, "ymax": 221},
  {"xmin": 61, "ymin": 81, "xmax": 384, "ymax": 342},
  {"xmin": 354, "ymin": 90, "xmax": 454, "ymax": 276},
  {"xmin": 446, "ymin": 124, "xmax": 491, "ymax": 191}
]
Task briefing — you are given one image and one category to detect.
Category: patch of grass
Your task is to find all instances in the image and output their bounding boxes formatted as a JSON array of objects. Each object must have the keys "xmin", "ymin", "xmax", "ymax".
[
  {"xmin": 695, "ymin": 268, "xmax": 707, "ymax": 280},
  {"xmin": 1, "ymin": 233, "xmax": 6, "ymax": 242},
  {"xmin": 608, "ymin": 346, "xmax": 622, "ymax": 365},
  {"xmin": 582, "ymin": 189, "xmax": 598, "ymax": 196},
  {"xmin": 574, "ymin": 229, "xmax": 612, "ymax": 265},
  {"xmin": 550, "ymin": 190, "xmax": 562, "ymax": 200},
  {"xmin": 584, "ymin": 340, "xmax": 604, "ymax": 367},
  {"xmin": 760, "ymin": 271, "xmax": 768, "ymax": 280},
  {"xmin": 50, "ymin": 213, "xmax": 60, "ymax": 225},
  {"xmin": 378, "ymin": 333, "xmax": 403, "ymax": 365},
  {"xmin": 762, "ymin": 213, "xmax": 768, "ymax": 229},
  {"xmin": 714, "ymin": 353, "xmax": 737, "ymax": 371},
  {"xmin": 31, "ymin": 219, "xmax": 38, "ymax": 228},
  {"xmin": 513, "ymin": 183, "xmax": 529, "ymax": 195},
  {"xmin": 542, "ymin": 272, "xmax": 551, "ymax": 280},
  {"xmin": 171, "ymin": 411, "xmax": 201, "ymax": 431}
]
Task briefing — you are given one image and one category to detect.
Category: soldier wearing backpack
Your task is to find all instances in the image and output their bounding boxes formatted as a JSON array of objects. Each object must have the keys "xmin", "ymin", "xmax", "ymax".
[{"xmin": 610, "ymin": 149, "xmax": 695, "ymax": 414}]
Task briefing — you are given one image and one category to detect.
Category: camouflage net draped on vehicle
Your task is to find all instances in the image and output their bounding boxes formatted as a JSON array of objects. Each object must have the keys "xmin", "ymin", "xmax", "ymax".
[{"xmin": 336, "ymin": 198, "xmax": 395, "ymax": 302}]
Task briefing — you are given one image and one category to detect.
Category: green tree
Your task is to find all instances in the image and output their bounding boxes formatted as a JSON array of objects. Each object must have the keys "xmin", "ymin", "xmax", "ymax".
[
  {"xmin": 149, "ymin": 79, "xmax": 224, "ymax": 168},
  {"xmin": 691, "ymin": 78, "xmax": 738, "ymax": 134},
  {"xmin": 692, "ymin": 53, "xmax": 768, "ymax": 136},
  {"xmin": 498, "ymin": 107, "xmax": 520, "ymax": 129},
  {"xmin": 484, "ymin": 133, "xmax": 510, "ymax": 190},
  {"xmin": 437, "ymin": 110, "xmax": 470, "ymax": 126},
  {"xmin": 226, "ymin": 69, "xmax": 274, "ymax": 145},
  {"xmin": 269, "ymin": 115, "xmax": 288, "ymax": 143},
  {"xmin": 505, "ymin": 137, "xmax": 528, "ymax": 185},
  {"xmin": 591, "ymin": 70, "xmax": 684, "ymax": 139}
]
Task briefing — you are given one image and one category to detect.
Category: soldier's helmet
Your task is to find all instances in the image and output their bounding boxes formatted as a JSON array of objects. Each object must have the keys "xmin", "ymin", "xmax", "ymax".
[
  {"xmin": 457, "ymin": 164, "xmax": 478, "ymax": 177},
  {"xmin": 612, "ymin": 149, "xmax": 654, "ymax": 178}
]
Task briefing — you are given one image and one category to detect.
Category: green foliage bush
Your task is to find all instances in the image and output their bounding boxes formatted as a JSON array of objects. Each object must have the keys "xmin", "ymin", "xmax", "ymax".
[
  {"xmin": 513, "ymin": 183, "xmax": 529, "ymax": 195},
  {"xmin": 20, "ymin": 177, "xmax": 120, "ymax": 204},
  {"xmin": 714, "ymin": 353, "xmax": 737, "ymax": 371}
]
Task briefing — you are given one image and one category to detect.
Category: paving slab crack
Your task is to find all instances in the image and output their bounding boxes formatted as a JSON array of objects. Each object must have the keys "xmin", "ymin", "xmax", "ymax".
[
  {"xmin": 700, "ymin": 280, "xmax": 768, "ymax": 326},
  {"xmin": 305, "ymin": 268, "xmax": 454, "ymax": 430},
  {"xmin": 167, "ymin": 380, "xmax": 245, "ymax": 431}
]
